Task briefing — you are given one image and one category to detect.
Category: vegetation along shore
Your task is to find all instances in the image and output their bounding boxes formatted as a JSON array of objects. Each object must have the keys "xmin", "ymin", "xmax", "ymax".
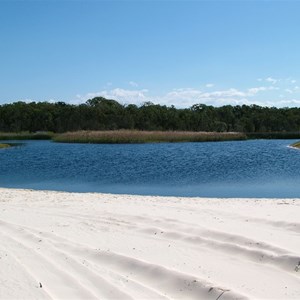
[
  {"xmin": 2, "ymin": 130, "xmax": 300, "ymax": 144},
  {"xmin": 2, "ymin": 97, "xmax": 300, "ymax": 134},
  {"xmin": 0, "ymin": 143, "xmax": 10, "ymax": 149},
  {"xmin": 2, "ymin": 97, "xmax": 300, "ymax": 144},
  {"xmin": 53, "ymin": 130, "xmax": 246, "ymax": 144},
  {"xmin": 0, "ymin": 132, "xmax": 53, "ymax": 140},
  {"xmin": 291, "ymin": 141, "xmax": 300, "ymax": 148}
]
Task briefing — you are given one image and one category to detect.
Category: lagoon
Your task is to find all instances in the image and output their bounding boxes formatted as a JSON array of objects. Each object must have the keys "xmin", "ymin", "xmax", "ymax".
[{"xmin": 0, "ymin": 139, "xmax": 300, "ymax": 198}]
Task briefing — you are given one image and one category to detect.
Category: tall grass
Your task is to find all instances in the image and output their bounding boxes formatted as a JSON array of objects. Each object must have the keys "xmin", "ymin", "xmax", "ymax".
[
  {"xmin": 53, "ymin": 130, "xmax": 247, "ymax": 144},
  {"xmin": 0, "ymin": 132, "xmax": 53, "ymax": 140},
  {"xmin": 291, "ymin": 141, "xmax": 300, "ymax": 148},
  {"xmin": 0, "ymin": 143, "xmax": 10, "ymax": 149}
]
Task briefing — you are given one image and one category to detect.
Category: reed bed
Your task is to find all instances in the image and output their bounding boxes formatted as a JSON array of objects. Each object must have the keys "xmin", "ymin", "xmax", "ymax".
[
  {"xmin": 291, "ymin": 141, "xmax": 300, "ymax": 148},
  {"xmin": 0, "ymin": 143, "xmax": 10, "ymax": 149},
  {"xmin": 0, "ymin": 132, "xmax": 53, "ymax": 140},
  {"xmin": 53, "ymin": 130, "xmax": 247, "ymax": 144}
]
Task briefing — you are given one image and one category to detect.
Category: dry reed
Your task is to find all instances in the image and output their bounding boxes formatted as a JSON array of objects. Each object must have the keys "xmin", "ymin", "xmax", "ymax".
[{"xmin": 53, "ymin": 130, "xmax": 246, "ymax": 144}]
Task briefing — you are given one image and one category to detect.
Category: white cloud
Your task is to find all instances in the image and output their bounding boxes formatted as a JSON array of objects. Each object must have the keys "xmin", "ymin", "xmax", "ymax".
[
  {"xmin": 266, "ymin": 77, "xmax": 279, "ymax": 84},
  {"xmin": 258, "ymin": 76, "xmax": 299, "ymax": 86},
  {"xmin": 204, "ymin": 88, "xmax": 247, "ymax": 98},
  {"xmin": 14, "ymin": 84, "xmax": 300, "ymax": 109},
  {"xmin": 247, "ymin": 87, "xmax": 266, "ymax": 95},
  {"xmin": 11, "ymin": 74, "xmax": 300, "ymax": 109},
  {"xmin": 71, "ymin": 77, "xmax": 300, "ymax": 108},
  {"xmin": 247, "ymin": 86, "xmax": 279, "ymax": 95},
  {"xmin": 76, "ymin": 88, "xmax": 149, "ymax": 105},
  {"xmin": 205, "ymin": 83, "xmax": 214, "ymax": 88},
  {"xmin": 257, "ymin": 77, "xmax": 282, "ymax": 84},
  {"xmin": 11, "ymin": 98, "xmax": 59, "ymax": 104},
  {"xmin": 12, "ymin": 98, "xmax": 34, "ymax": 103},
  {"xmin": 73, "ymin": 84, "xmax": 284, "ymax": 108},
  {"xmin": 75, "ymin": 87, "xmax": 255, "ymax": 108},
  {"xmin": 277, "ymin": 99, "xmax": 300, "ymax": 106},
  {"xmin": 285, "ymin": 78, "xmax": 297, "ymax": 85},
  {"xmin": 159, "ymin": 88, "xmax": 267, "ymax": 107},
  {"xmin": 129, "ymin": 81, "xmax": 138, "ymax": 87}
]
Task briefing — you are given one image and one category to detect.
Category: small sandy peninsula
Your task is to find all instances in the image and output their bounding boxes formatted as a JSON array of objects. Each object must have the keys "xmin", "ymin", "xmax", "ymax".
[{"xmin": 0, "ymin": 188, "xmax": 299, "ymax": 300}]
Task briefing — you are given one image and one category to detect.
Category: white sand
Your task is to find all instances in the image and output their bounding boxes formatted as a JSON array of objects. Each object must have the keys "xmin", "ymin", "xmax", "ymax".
[{"xmin": 0, "ymin": 188, "xmax": 299, "ymax": 299}]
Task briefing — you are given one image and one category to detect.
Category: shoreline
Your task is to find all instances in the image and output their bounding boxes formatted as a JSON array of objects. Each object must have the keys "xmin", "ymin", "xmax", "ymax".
[
  {"xmin": 2, "ymin": 186, "xmax": 300, "ymax": 199},
  {"xmin": 288, "ymin": 145, "xmax": 300, "ymax": 150},
  {"xmin": 1, "ymin": 188, "xmax": 300, "ymax": 299}
]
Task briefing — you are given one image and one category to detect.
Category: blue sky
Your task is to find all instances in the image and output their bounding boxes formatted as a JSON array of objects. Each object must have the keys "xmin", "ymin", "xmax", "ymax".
[{"xmin": 1, "ymin": 0, "xmax": 300, "ymax": 108}]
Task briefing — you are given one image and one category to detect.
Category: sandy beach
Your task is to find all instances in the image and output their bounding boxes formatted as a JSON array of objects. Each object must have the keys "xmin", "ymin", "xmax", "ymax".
[{"xmin": 0, "ymin": 188, "xmax": 299, "ymax": 299}]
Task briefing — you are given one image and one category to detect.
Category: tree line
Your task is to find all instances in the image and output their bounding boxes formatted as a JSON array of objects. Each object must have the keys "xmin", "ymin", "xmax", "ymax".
[{"xmin": 1, "ymin": 97, "xmax": 300, "ymax": 133}]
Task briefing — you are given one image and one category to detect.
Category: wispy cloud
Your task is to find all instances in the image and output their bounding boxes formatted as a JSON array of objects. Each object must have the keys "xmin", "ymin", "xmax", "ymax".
[
  {"xmin": 277, "ymin": 99, "xmax": 300, "ymax": 106},
  {"xmin": 10, "ymin": 74, "xmax": 300, "ymax": 108},
  {"xmin": 257, "ymin": 77, "xmax": 280, "ymax": 85},
  {"xmin": 76, "ymin": 88, "xmax": 149, "ymax": 105},
  {"xmin": 266, "ymin": 77, "xmax": 279, "ymax": 84},
  {"xmin": 160, "ymin": 88, "xmax": 250, "ymax": 107},
  {"xmin": 19, "ymin": 76, "xmax": 297, "ymax": 108},
  {"xmin": 257, "ymin": 77, "xmax": 299, "ymax": 87},
  {"xmin": 247, "ymin": 86, "xmax": 279, "ymax": 95},
  {"xmin": 205, "ymin": 83, "xmax": 214, "ymax": 88},
  {"xmin": 75, "ymin": 85, "xmax": 282, "ymax": 108},
  {"xmin": 7, "ymin": 98, "xmax": 59, "ymax": 104},
  {"xmin": 129, "ymin": 81, "xmax": 138, "ymax": 87},
  {"xmin": 16, "ymin": 86, "xmax": 300, "ymax": 108},
  {"xmin": 159, "ymin": 87, "xmax": 281, "ymax": 107}
]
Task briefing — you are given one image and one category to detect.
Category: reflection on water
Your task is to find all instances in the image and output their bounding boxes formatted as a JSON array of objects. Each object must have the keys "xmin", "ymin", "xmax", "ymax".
[{"xmin": 0, "ymin": 139, "xmax": 300, "ymax": 198}]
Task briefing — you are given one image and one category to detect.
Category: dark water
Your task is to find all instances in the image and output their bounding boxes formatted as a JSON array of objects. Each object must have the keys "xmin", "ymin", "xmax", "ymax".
[{"xmin": 0, "ymin": 140, "xmax": 300, "ymax": 198}]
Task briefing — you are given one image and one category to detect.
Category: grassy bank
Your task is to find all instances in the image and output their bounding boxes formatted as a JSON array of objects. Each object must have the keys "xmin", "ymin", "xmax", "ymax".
[
  {"xmin": 0, "ymin": 143, "xmax": 11, "ymax": 149},
  {"xmin": 2, "ymin": 130, "xmax": 300, "ymax": 144},
  {"xmin": 291, "ymin": 141, "xmax": 300, "ymax": 148},
  {"xmin": 53, "ymin": 130, "xmax": 247, "ymax": 144},
  {"xmin": 0, "ymin": 132, "xmax": 53, "ymax": 140}
]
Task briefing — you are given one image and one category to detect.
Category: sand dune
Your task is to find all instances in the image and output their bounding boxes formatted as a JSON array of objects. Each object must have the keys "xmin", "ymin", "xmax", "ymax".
[{"xmin": 0, "ymin": 189, "xmax": 300, "ymax": 299}]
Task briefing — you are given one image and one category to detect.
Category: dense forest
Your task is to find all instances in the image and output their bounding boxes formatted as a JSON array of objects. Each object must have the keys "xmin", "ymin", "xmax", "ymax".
[{"xmin": 1, "ymin": 97, "xmax": 300, "ymax": 133}]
